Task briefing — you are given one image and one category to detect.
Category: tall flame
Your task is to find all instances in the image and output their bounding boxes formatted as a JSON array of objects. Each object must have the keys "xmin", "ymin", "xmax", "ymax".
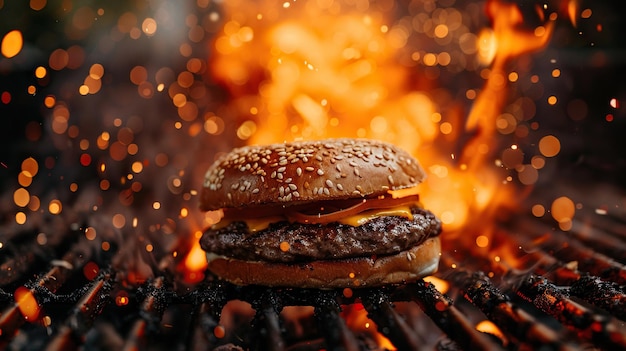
[
  {"xmin": 205, "ymin": 0, "xmax": 559, "ymax": 239},
  {"xmin": 463, "ymin": 0, "xmax": 556, "ymax": 171}
]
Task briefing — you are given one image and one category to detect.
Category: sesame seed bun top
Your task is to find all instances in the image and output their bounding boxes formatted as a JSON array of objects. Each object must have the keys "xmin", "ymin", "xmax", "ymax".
[{"xmin": 200, "ymin": 138, "xmax": 426, "ymax": 211}]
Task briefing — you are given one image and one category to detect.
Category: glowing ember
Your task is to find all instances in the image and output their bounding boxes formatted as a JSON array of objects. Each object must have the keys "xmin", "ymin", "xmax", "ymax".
[
  {"xmin": 14, "ymin": 287, "xmax": 41, "ymax": 321},
  {"xmin": 341, "ymin": 304, "xmax": 394, "ymax": 350},
  {"xmin": 423, "ymin": 275, "xmax": 449, "ymax": 294},
  {"xmin": 475, "ymin": 319, "xmax": 507, "ymax": 345},
  {"xmin": 115, "ymin": 291, "xmax": 130, "ymax": 306}
]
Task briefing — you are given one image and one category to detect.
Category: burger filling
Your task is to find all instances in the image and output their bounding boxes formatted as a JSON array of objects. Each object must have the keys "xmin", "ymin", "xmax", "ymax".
[{"xmin": 200, "ymin": 193, "xmax": 441, "ymax": 263}]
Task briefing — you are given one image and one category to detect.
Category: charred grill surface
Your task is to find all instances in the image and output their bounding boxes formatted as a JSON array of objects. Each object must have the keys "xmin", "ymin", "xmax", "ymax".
[{"xmin": 2, "ymin": 196, "xmax": 626, "ymax": 350}]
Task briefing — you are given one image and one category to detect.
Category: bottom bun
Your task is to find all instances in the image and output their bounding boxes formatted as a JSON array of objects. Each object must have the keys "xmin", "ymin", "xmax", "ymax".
[{"xmin": 206, "ymin": 236, "xmax": 441, "ymax": 288}]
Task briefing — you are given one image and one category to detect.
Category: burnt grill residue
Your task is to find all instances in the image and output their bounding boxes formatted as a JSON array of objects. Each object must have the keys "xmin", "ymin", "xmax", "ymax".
[{"xmin": 1, "ymin": 204, "xmax": 626, "ymax": 351}]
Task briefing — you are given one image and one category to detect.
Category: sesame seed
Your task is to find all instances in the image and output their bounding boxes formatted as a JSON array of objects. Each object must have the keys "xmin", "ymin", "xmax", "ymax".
[
  {"xmin": 252, "ymin": 188, "xmax": 260, "ymax": 194},
  {"xmin": 277, "ymin": 166, "xmax": 286, "ymax": 173},
  {"xmin": 336, "ymin": 183, "xmax": 344, "ymax": 191},
  {"xmin": 288, "ymin": 183, "xmax": 297, "ymax": 191},
  {"xmin": 388, "ymin": 175, "xmax": 394, "ymax": 185},
  {"xmin": 270, "ymin": 171, "xmax": 277, "ymax": 179},
  {"xmin": 296, "ymin": 167, "xmax": 302, "ymax": 176},
  {"xmin": 323, "ymin": 188, "xmax": 330, "ymax": 196},
  {"xmin": 293, "ymin": 191, "xmax": 300, "ymax": 197},
  {"xmin": 305, "ymin": 166, "xmax": 315, "ymax": 172},
  {"xmin": 325, "ymin": 179, "xmax": 333, "ymax": 188},
  {"xmin": 317, "ymin": 169, "xmax": 325, "ymax": 176},
  {"xmin": 354, "ymin": 168, "xmax": 360, "ymax": 177}
]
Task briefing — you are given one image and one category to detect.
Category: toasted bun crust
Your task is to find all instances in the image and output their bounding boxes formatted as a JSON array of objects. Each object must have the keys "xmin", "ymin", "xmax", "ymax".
[
  {"xmin": 201, "ymin": 138, "xmax": 426, "ymax": 211},
  {"xmin": 205, "ymin": 237, "xmax": 440, "ymax": 288}
]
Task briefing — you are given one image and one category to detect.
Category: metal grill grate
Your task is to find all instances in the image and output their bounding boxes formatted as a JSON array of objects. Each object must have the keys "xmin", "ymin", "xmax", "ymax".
[{"xmin": 1, "ymin": 201, "xmax": 625, "ymax": 351}]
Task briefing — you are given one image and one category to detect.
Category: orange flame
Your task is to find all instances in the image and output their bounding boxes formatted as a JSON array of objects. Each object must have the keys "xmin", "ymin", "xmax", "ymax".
[
  {"xmin": 341, "ymin": 303, "xmax": 395, "ymax": 350},
  {"xmin": 14, "ymin": 287, "xmax": 41, "ymax": 321},
  {"xmin": 202, "ymin": 0, "xmax": 573, "ymax": 346},
  {"xmin": 181, "ymin": 211, "xmax": 220, "ymax": 282},
  {"xmin": 463, "ymin": 0, "xmax": 556, "ymax": 171},
  {"xmin": 207, "ymin": 1, "xmax": 565, "ymax": 244},
  {"xmin": 476, "ymin": 319, "xmax": 507, "ymax": 346}
]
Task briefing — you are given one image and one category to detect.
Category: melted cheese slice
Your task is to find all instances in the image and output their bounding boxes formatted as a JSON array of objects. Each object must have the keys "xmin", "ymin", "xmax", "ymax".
[{"xmin": 212, "ymin": 204, "xmax": 417, "ymax": 232}]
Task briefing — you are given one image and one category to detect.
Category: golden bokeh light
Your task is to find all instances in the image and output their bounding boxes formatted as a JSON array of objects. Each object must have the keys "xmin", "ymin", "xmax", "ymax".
[
  {"xmin": 13, "ymin": 188, "xmax": 30, "ymax": 207},
  {"xmin": 1, "ymin": 30, "xmax": 23, "ymax": 58},
  {"xmin": 539, "ymin": 135, "xmax": 561, "ymax": 157},
  {"xmin": 142, "ymin": 18, "xmax": 158, "ymax": 36},
  {"xmin": 551, "ymin": 196, "xmax": 575, "ymax": 227},
  {"xmin": 48, "ymin": 200, "xmax": 63, "ymax": 214}
]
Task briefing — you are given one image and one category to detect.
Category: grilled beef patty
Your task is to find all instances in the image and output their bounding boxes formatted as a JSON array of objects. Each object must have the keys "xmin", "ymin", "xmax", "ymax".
[{"xmin": 200, "ymin": 207, "xmax": 441, "ymax": 263}]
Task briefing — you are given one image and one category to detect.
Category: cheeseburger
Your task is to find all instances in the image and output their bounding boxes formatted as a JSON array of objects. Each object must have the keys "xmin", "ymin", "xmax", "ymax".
[{"xmin": 199, "ymin": 138, "xmax": 441, "ymax": 288}]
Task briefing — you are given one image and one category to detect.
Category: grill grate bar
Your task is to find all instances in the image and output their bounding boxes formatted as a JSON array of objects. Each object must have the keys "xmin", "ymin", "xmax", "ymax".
[
  {"xmin": 250, "ymin": 295, "xmax": 285, "ymax": 351},
  {"xmin": 452, "ymin": 270, "xmax": 586, "ymax": 351},
  {"xmin": 44, "ymin": 272, "xmax": 114, "ymax": 351},
  {"xmin": 386, "ymin": 281, "xmax": 506, "ymax": 351},
  {"xmin": 511, "ymin": 216, "xmax": 626, "ymax": 285},
  {"xmin": 361, "ymin": 292, "xmax": 424, "ymax": 350},
  {"xmin": 517, "ymin": 274, "xmax": 626, "ymax": 350},
  {"xmin": 122, "ymin": 276, "xmax": 169, "ymax": 351},
  {"xmin": 569, "ymin": 275, "xmax": 626, "ymax": 321},
  {"xmin": 0, "ymin": 237, "xmax": 94, "ymax": 346},
  {"xmin": 569, "ymin": 219, "xmax": 626, "ymax": 263},
  {"xmin": 313, "ymin": 299, "xmax": 361, "ymax": 351}
]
